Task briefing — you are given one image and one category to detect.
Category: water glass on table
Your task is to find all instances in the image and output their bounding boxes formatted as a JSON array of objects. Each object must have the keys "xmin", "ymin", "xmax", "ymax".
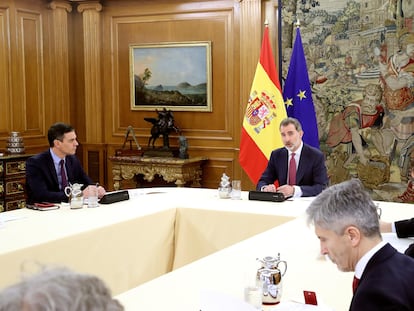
[
  {"xmin": 87, "ymin": 184, "xmax": 99, "ymax": 208},
  {"xmin": 243, "ymin": 268, "xmax": 262, "ymax": 310},
  {"xmin": 244, "ymin": 284, "xmax": 262, "ymax": 310},
  {"xmin": 231, "ymin": 180, "xmax": 242, "ymax": 200}
]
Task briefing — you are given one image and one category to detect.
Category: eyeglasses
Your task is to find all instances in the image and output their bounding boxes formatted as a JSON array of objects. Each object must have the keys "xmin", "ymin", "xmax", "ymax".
[{"xmin": 375, "ymin": 203, "xmax": 382, "ymax": 219}]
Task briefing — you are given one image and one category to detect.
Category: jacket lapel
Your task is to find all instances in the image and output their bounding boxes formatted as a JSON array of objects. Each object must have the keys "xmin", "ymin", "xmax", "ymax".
[
  {"xmin": 279, "ymin": 149, "xmax": 289, "ymax": 185},
  {"xmin": 65, "ymin": 156, "xmax": 73, "ymax": 184},
  {"xmin": 46, "ymin": 152, "xmax": 59, "ymax": 187},
  {"xmin": 296, "ymin": 145, "xmax": 308, "ymax": 183}
]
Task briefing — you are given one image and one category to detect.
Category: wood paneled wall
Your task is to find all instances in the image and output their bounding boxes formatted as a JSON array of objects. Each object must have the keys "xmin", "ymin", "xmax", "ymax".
[{"xmin": 1, "ymin": 0, "xmax": 280, "ymax": 191}]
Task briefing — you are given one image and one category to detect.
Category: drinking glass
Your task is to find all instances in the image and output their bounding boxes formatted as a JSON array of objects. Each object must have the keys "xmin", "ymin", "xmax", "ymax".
[
  {"xmin": 244, "ymin": 285, "xmax": 262, "ymax": 310},
  {"xmin": 243, "ymin": 266, "xmax": 262, "ymax": 310},
  {"xmin": 231, "ymin": 180, "xmax": 242, "ymax": 200},
  {"xmin": 88, "ymin": 185, "xmax": 99, "ymax": 208}
]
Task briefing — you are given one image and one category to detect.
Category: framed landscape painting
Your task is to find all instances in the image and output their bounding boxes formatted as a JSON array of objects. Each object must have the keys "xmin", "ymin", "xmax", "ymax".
[{"xmin": 130, "ymin": 41, "xmax": 212, "ymax": 112}]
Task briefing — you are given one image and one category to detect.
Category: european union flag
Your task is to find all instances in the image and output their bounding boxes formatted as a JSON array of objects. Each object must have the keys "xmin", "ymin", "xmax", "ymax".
[{"xmin": 283, "ymin": 27, "xmax": 320, "ymax": 149}]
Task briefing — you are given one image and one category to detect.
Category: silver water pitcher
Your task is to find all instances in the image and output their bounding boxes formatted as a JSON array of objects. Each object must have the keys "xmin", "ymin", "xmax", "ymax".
[
  {"xmin": 64, "ymin": 183, "xmax": 84, "ymax": 209},
  {"xmin": 256, "ymin": 254, "xmax": 287, "ymax": 304}
]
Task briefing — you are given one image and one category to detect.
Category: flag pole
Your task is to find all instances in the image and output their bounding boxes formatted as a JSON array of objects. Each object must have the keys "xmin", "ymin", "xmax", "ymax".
[{"xmin": 278, "ymin": 0, "xmax": 282, "ymax": 87}]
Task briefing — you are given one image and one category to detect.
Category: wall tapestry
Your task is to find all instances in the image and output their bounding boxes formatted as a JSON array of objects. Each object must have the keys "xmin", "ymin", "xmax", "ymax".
[{"xmin": 281, "ymin": 0, "xmax": 414, "ymax": 202}]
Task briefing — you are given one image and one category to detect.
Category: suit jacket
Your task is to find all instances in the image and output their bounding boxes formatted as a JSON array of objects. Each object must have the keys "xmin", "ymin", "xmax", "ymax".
[
  {"xmin": 395, "ymin": 218, "xmax": 414, "ymax": 258},
  {"xmin": 256, "ymin": 143, "xmax": 328, "ymax": 197},
  {"xmin": 350, "ymin": 243, "xmax": 414, "ymax": 311},
  {"xmin": 395, "ymin": 218, "xmax": 414, "ymax": 238},
  {"xmin": 26, "ymin": 150, "xmax": 93, "ymax": 204}
]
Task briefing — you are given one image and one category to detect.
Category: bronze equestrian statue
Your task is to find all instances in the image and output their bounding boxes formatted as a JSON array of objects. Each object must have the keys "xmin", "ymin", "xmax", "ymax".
[{"xmin": 144, "ymin": 108, "xmax": 180, "ymax": 149}]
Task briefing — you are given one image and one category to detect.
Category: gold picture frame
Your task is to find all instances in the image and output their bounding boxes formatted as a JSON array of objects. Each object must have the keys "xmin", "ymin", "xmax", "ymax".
[{"xmin": 130, "ymin": 41, "xmax": 212, "ymax": 112}]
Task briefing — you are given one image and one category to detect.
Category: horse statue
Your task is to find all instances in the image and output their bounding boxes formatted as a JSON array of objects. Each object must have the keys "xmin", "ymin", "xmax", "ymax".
[{"xmin": 144, "ymin": 108, "xmax": 180, "ymax": 148}]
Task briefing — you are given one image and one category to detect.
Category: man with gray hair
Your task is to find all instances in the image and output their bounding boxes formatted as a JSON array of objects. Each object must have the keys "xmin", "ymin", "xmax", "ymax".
[
  {"xmin": 306, "ymin": 179, "xmax": 414, "ymax": 310},
  {"xmin": 0, "ymin": 267, "xmax": 124, "ymax": 311}
]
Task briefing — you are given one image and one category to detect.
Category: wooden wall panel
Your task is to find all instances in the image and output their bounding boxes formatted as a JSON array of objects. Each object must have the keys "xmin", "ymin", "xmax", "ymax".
[
  {"xmin": 0, "ymin": 0, "xmax": 58, "ymax": 151},
  {"xmin": 0, "ymin": 6, "xmax": 11, "ymax": 135},
  {"xmin": 2, "ymin": 0, "xmax": 274, "ymax": 192},
  {"xmin": 16, "ymin": 9, "xmax": 44, "ymax": 132},
  {"xmin": 48, "ymin": 0, "xmax": 72, "ymax": 124},
  {"xmin": 77, "ymin": 2, "xmax": 103, "ymax": 143},
  {"xmin": 100, "ymin": 0, "xmax": 242, "ymax": 190},
  {"xmin": 0, "ymin": 0, "xmax": 76, "ymax": 152},
  {"xmin": 82, "ymin": 143, "xmax": 106, "ymax": 185},
  {"xmin": 103, "ymin": 7, "xmax": 236, "ymax": 138}
]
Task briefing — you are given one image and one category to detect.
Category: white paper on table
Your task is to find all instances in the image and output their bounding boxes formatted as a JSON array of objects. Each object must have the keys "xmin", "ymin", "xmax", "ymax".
[
  {"xmin": 0, "ymin": 214, "xmax": 26, "ymax": 223},
  {"xmin": 127, "ymin": 189, "xmax": 168, "ymax": 198},
  {"xmin": 200, "ymin": 289, "xmax": 257, "ymax": 311},
  {"xmin": 270, "ymin": 301, "xmax": 334, "ymax": 311},
  {"xmin": 0, "ymin": 214, "xmax": 26, "ymax": 229}
]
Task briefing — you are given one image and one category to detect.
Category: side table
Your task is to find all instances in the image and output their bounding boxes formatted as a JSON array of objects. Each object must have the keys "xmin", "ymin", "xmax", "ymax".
[{"xmin": 109, "ymin": 156, "xmax": 208, "ymax": 190}]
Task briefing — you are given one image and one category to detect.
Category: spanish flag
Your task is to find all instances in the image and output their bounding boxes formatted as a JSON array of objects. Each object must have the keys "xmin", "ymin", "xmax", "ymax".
[{"xmin": 239, "ymin": 25, "xmax": 287, "ymax": 185}]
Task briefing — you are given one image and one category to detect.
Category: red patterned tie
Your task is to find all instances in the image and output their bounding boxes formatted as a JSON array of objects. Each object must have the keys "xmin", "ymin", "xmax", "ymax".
[
  {"xmin": 352, "ymin": 276, "xmax": 359, "ymax": 294},
  {"xmin": 288, "ymin": 153, "xmax": 296, "ymax": 185},
  {"xmin": 60, "ymin": 159, "xmax": 68, "ymax": 190}
]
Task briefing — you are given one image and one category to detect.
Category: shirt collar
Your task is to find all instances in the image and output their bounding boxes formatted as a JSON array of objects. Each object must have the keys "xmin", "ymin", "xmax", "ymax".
[
  {"xmin": 287, "ymin": 141, "xmax": 303, "ymax": 157},
  {"xmin": 354, "ymin": 240, "xmax": 386, "ymax": 279},
  {"xmin": 49, "ymin": 148, "xmax": 65, "ymax": 166}
]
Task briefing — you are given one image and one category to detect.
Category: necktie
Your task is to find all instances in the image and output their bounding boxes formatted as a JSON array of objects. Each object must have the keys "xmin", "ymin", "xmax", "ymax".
[
  {"xmin": 352, "ymin": 276, "xmax": 359, "ymax": 294},
  {"xmin": 60, "ymin": 159, "xmax": 68, "ymax": 190},
  {"xmin": 288, "ymin": 153, "xmax": 296, "ymax": 185}
]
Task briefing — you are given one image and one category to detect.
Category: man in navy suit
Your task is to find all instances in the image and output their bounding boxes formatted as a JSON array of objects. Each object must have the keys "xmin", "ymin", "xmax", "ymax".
[
  {"xmin": 381, "ymin": 218, "xmax": 414, "ymax": 257},
  {"xmin": 256, "ymin": 117, "xmax": 328, "ymax": 198},
  {"xmin": 307, "ymin": 179, "xmax": 414, "ymax": 310},
  {"xmin": 26, "ymin": 122, "xmax": 106, "ymax": 204}
]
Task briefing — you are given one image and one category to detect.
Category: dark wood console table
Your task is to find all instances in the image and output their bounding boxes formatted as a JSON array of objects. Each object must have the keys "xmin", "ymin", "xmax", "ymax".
[
  {"xmin": 0, "ymin": 154, "xmax": 33, "ymax": 212},
  {"xmin": 109, "ymin": 156, "xmax": 208, "ymax": 190}
]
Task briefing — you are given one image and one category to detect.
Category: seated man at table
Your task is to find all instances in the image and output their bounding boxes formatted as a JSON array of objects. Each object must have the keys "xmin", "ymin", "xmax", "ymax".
[
  {"xmin": 306, "ymin": 179, "xmax": 414, "ymax": 310},
  {"xmin": 380, "ymin": 218, "xmax": 414, "ymax": 258},
  {"xmin": 256, "ymin": 117, "xmax": 328, "ymax": 198},
  {"xmin": 0, "ymin": 267, "xmax": 124, "ymax": 311},
  {"xmin": 26, "ymin": 122, "xmax": 106, "ymax": 204}
]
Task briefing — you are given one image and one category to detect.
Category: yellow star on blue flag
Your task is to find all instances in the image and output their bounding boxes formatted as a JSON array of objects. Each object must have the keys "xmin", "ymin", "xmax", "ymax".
[
  {"xmin": 285, "ymin": 98, "xmax": 293, "ymax": 107},
  {"xmin": 297, "ymin": 90, "xmax": 306, "ymax": 100}
]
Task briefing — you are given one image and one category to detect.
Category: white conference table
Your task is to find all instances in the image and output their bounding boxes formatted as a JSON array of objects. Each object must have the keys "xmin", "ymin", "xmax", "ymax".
[
  {"xmin": 115, "ymin": 191, "xmax": 414, "ymax": 311},
  {"xmin": 0, "ymin": 193, "xmax": 177, "ymax": 295},
  {"xmin": 0, "ymin": 187, "xmax": 412, "ymax": 311},
  {"xmin": 0, "ymin": 188, "xmax": 301, "ymax": 295}
]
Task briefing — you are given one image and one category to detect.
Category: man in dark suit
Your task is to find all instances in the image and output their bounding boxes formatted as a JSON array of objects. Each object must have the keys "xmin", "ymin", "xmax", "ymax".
[
  {"xmin": 26, "ymin": 122, "xmax": 106, "ymax": 204},
  {"xmin": 256, "ymin": 117, "xmax": 328, "ymax": 198},
  {"xmin": 381, "ymin": 218, "xmax": 414, "ymax": 257},
  {"xmin": 307, "ymin": 179, "xmax": 414, "ymax": 310}
]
